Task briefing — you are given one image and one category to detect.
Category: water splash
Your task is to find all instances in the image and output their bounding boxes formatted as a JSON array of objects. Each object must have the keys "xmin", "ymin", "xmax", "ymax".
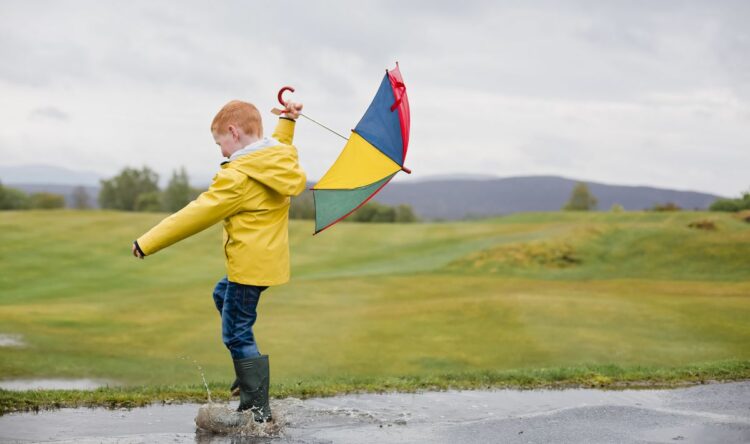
[
  {"xmin": 195, "ymin": 403, "xmax": 282, "ymax": 437},
  {"xmin": 178, "ymin": 356, "xmax": 212, "ymax": 403},
  {"xmin": 178, "ymin": 356, "xmax": 285, "ymax": 437}
]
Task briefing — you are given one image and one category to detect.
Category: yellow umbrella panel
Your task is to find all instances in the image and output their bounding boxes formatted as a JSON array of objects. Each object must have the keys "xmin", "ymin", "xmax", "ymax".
[{"xmin": 313, "ymin": 133, "xmax": 401, "ymax": 232}]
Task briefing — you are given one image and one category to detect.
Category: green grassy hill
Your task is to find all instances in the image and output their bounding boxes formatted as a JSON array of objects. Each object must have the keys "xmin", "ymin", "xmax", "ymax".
[{"xmin": 0, "ymin": 210, "xmax": 749, "ymax": 410}]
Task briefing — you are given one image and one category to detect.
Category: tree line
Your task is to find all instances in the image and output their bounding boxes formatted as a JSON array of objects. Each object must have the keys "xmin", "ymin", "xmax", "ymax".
[
  {"xmin": 10, "ymin": 169, "xmax": 742, "ymax": 218},
  {"xmin": 2, "ymin": 165, "xmax": 417, "ymax": 222},
  {"xmin": 99, "ymin": 166, "xmax": 417, "ymax": 222},
  {"xmin": 0, "ymin": 167, "xmax": 202, "ymax": 213},
  {"xmin": 98, "ymin": 166, "xmax": 200, "ymax": 212},
  {"xmin": 709, "ymin": 190, "xmax": 750, "ymax": 212},
  {"xmin": 561, "ymin": 182, "xmax": 750, "ymax": 213},
  {"xmin": 0, "ymin": 180, "xmax": 86, "ymax": 210}
]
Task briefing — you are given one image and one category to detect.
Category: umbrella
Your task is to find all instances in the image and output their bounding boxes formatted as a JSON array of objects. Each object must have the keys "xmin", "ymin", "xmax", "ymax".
[{"xmin": 303, "ymin": 64, "xmax": 411, "ymax": 234}]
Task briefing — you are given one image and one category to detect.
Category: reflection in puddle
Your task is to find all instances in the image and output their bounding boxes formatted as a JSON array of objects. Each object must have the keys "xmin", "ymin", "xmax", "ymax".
[
  {"xmin": 0, "ymin": 334, "xmax": 25, "ymax": 347},
  {"xmin": 0, "ymin": 378, "xmax": 111, "ymax": 391}
]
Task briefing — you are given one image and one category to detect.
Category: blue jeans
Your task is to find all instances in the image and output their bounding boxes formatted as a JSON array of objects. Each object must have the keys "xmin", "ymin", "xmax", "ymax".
[{"xmin": 212, "ymin": 276, "xmax": 268, "ymax": 360}]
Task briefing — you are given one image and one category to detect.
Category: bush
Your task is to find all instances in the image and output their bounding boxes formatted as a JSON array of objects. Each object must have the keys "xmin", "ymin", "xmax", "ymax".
[
  {"xmin": 350, "ymin": 201, "xmax": 418, "ymax": 223},
  {"xmin": 709, "ymin": 199, "xmax": 741, "ymax": 212},
  {"xmin": 351, "ymin": 201, "xmax": 388, "ymax": 222},
  {"xmin": 710, "ymin": 190, "xmax": 750, "ymax": 212},
  {"xmin": 651, "ymin": 202, "xmax": 681, "ymax": 212},
  {"xmin": 395, "ymin": 204, "xmax": 418, "ymax": 222},
  {"xmin": 30, "ymin": 192, "xmax": 65, "ymax": 209},
  {"xmin": 0, "ymin": 181, "xmax": 30, "ymax": 210},
  {"xmin": 687, "ymin": 220, "xmax": 717, "ymax": 231}
]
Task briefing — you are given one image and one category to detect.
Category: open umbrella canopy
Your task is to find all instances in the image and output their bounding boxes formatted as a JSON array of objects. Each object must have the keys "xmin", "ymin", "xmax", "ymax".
[{"xmin": 312, "ymin": 64, "xmax": 411, "ymax": 234}]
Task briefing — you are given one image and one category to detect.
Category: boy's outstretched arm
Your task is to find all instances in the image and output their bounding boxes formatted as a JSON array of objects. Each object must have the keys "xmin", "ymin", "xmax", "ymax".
[{"xmin": 132, "ymin": 168, "xmax": 247, "ymax": 258}]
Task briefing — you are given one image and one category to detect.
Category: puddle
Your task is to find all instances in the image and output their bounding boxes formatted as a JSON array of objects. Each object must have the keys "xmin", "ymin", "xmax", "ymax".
[
  {"xmin": 0, "ymin": 333, "xmax": 25, "ymax": 347},
  {"xmin": 642, "ymin": 423, "xmax": 750, "ymax": 444},
  {"xmin": 0, "ymin": 378, "xmax": 112, "ymax": 391},
  {"xmin": 0, "ymin": 382, "xmax": 748, "ymax": 443}
]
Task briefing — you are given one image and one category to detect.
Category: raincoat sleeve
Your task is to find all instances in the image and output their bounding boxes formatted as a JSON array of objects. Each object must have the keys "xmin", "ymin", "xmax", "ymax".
[
  {"xmin": 272, "ymin": 117, "xmax": 296, "ymax": 146},
  {"xmin": 136, "ymin": 169, "xmax": 247, "ymax": 256}
]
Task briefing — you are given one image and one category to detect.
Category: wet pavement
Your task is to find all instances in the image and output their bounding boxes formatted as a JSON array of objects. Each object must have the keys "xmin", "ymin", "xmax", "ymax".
[{"xmin": 0, "ymin": 381, "xmax": 748, "ymax": 443}]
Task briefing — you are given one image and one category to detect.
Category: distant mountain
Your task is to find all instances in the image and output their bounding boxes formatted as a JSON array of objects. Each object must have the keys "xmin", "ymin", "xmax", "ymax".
[
  {"xmin": 371, "ymin": 175, "xmax": 724, "ymax": 220},
  {"xmin": 0, "ymin": 165, "xmax": 102, "ymax": 186},
  {"xmin": 408, "ymin": 173, "xmax": 500, "ymax": 181}
]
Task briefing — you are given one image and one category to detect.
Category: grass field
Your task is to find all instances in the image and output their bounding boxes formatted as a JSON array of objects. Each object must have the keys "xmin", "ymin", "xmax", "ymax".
[{"xmin": 1, "ymin": 210, "xmax": 749, "ymax": 413}]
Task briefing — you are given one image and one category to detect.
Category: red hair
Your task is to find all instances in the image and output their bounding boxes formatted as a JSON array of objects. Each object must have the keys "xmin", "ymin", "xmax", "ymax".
[{"xmin": 211, "ymin": 100, "xmax": 263, "ymax": 137}]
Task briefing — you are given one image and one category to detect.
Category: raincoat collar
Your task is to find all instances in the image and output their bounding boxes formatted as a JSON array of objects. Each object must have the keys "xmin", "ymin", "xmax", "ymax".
[{"xmin": 224, "ymin": 137, "xmax": 280, "ymax": 163}]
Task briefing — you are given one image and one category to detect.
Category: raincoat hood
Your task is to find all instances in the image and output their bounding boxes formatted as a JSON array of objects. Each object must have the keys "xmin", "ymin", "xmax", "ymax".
[{"xmin": 224, "ymin": 142, "xmax": 306, "ymax": 197}]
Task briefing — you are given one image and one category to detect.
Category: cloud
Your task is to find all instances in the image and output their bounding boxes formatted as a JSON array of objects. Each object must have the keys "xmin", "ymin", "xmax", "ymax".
[
  {"xmin": 0, "ymin": 1, "xmax": 748, "ymax": 196},
  {"xmin": 29, "ymin": 106, "xmax": 69, "ymax": 122}
]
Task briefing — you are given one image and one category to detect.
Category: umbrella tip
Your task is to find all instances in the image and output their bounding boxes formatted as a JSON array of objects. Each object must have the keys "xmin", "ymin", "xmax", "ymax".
[{"xmin": 401, "ymin": 166, "xmax": 412, "ymax": 174}]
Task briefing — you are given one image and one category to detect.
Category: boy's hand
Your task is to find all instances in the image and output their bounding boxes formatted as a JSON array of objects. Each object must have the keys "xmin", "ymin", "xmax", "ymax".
[
  {"xmin": 282, "ymin": 101, "xmax": 303, "ymax": 120},
  {"xmin": 132, "ymin": 241, "xmax": 145, "ymax": 259}
]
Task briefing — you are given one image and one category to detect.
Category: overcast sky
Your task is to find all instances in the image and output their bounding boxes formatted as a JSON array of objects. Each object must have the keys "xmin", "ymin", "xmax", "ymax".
[{"xmin": 0, "ymin": 1, "xmax": 748, "ymax": 196}]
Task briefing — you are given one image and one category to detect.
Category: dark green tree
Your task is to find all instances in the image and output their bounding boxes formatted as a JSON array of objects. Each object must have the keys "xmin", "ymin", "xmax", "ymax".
[
  {"xmin": 162, "ymin": 167, "xmax": 195, "ymax": 212},
  {"xmin": 710, "ymin": 189, "xmax": 750, "ymax": 212},
  {"xmin": 0, "ymin": 181, "xmax": 30, "ymax": 210},
  {"xmin": 350, "ymin": 201, "xmax": 380, "ymax": 222},
  {"xmin": 99, "ymin": 166, "xmax": 159, "ymax": 211},
  {"xmin": 709, "ymin": 199, "xmax": 741, "ymax": 212},
  {"xmin": 371, "ymin": 204, "xmax": 396, "ymax": 222},
  {"xmin": 563, "ymin": 182, "xmax": 597, "ymax": 211},
  {"xmin": 351, "ymin": 201, "xmax": 396, "ymax": 222},
  {"xmin": 394, "ymin": 204, "xmax": 418, "ymax": 222},
  {"xmin": 135, "ymin": 191, "xmax": 162, "ymax": 212}
]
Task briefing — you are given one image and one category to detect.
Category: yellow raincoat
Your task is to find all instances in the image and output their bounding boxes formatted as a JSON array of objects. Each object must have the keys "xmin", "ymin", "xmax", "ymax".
[{"xmin": 137, "ymin": 118, "xmax": 306, "ymax": 285}]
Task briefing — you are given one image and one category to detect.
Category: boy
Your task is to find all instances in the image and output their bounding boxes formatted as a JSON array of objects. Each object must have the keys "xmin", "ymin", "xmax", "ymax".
[{"xmin": 131, "ymin": 99, "xmax": 306, "ymax": 422}]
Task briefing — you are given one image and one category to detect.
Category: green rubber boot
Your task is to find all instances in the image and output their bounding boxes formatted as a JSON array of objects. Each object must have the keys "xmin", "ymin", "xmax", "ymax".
[{"xmin": 233, "ymin": 354, "xmax": 272, "ymax": 422}]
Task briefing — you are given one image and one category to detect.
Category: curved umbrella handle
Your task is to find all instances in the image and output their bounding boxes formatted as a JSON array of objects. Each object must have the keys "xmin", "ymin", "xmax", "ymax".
[{"xmin": 278, "ymin": 86, "xmax": 295, "ymax": 108}]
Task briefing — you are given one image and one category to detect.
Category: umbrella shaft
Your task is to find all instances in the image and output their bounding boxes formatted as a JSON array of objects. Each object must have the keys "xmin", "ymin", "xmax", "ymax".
[{"xmin": 300, "ymin": 113, "xmax": 349, "ymax": 141}]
